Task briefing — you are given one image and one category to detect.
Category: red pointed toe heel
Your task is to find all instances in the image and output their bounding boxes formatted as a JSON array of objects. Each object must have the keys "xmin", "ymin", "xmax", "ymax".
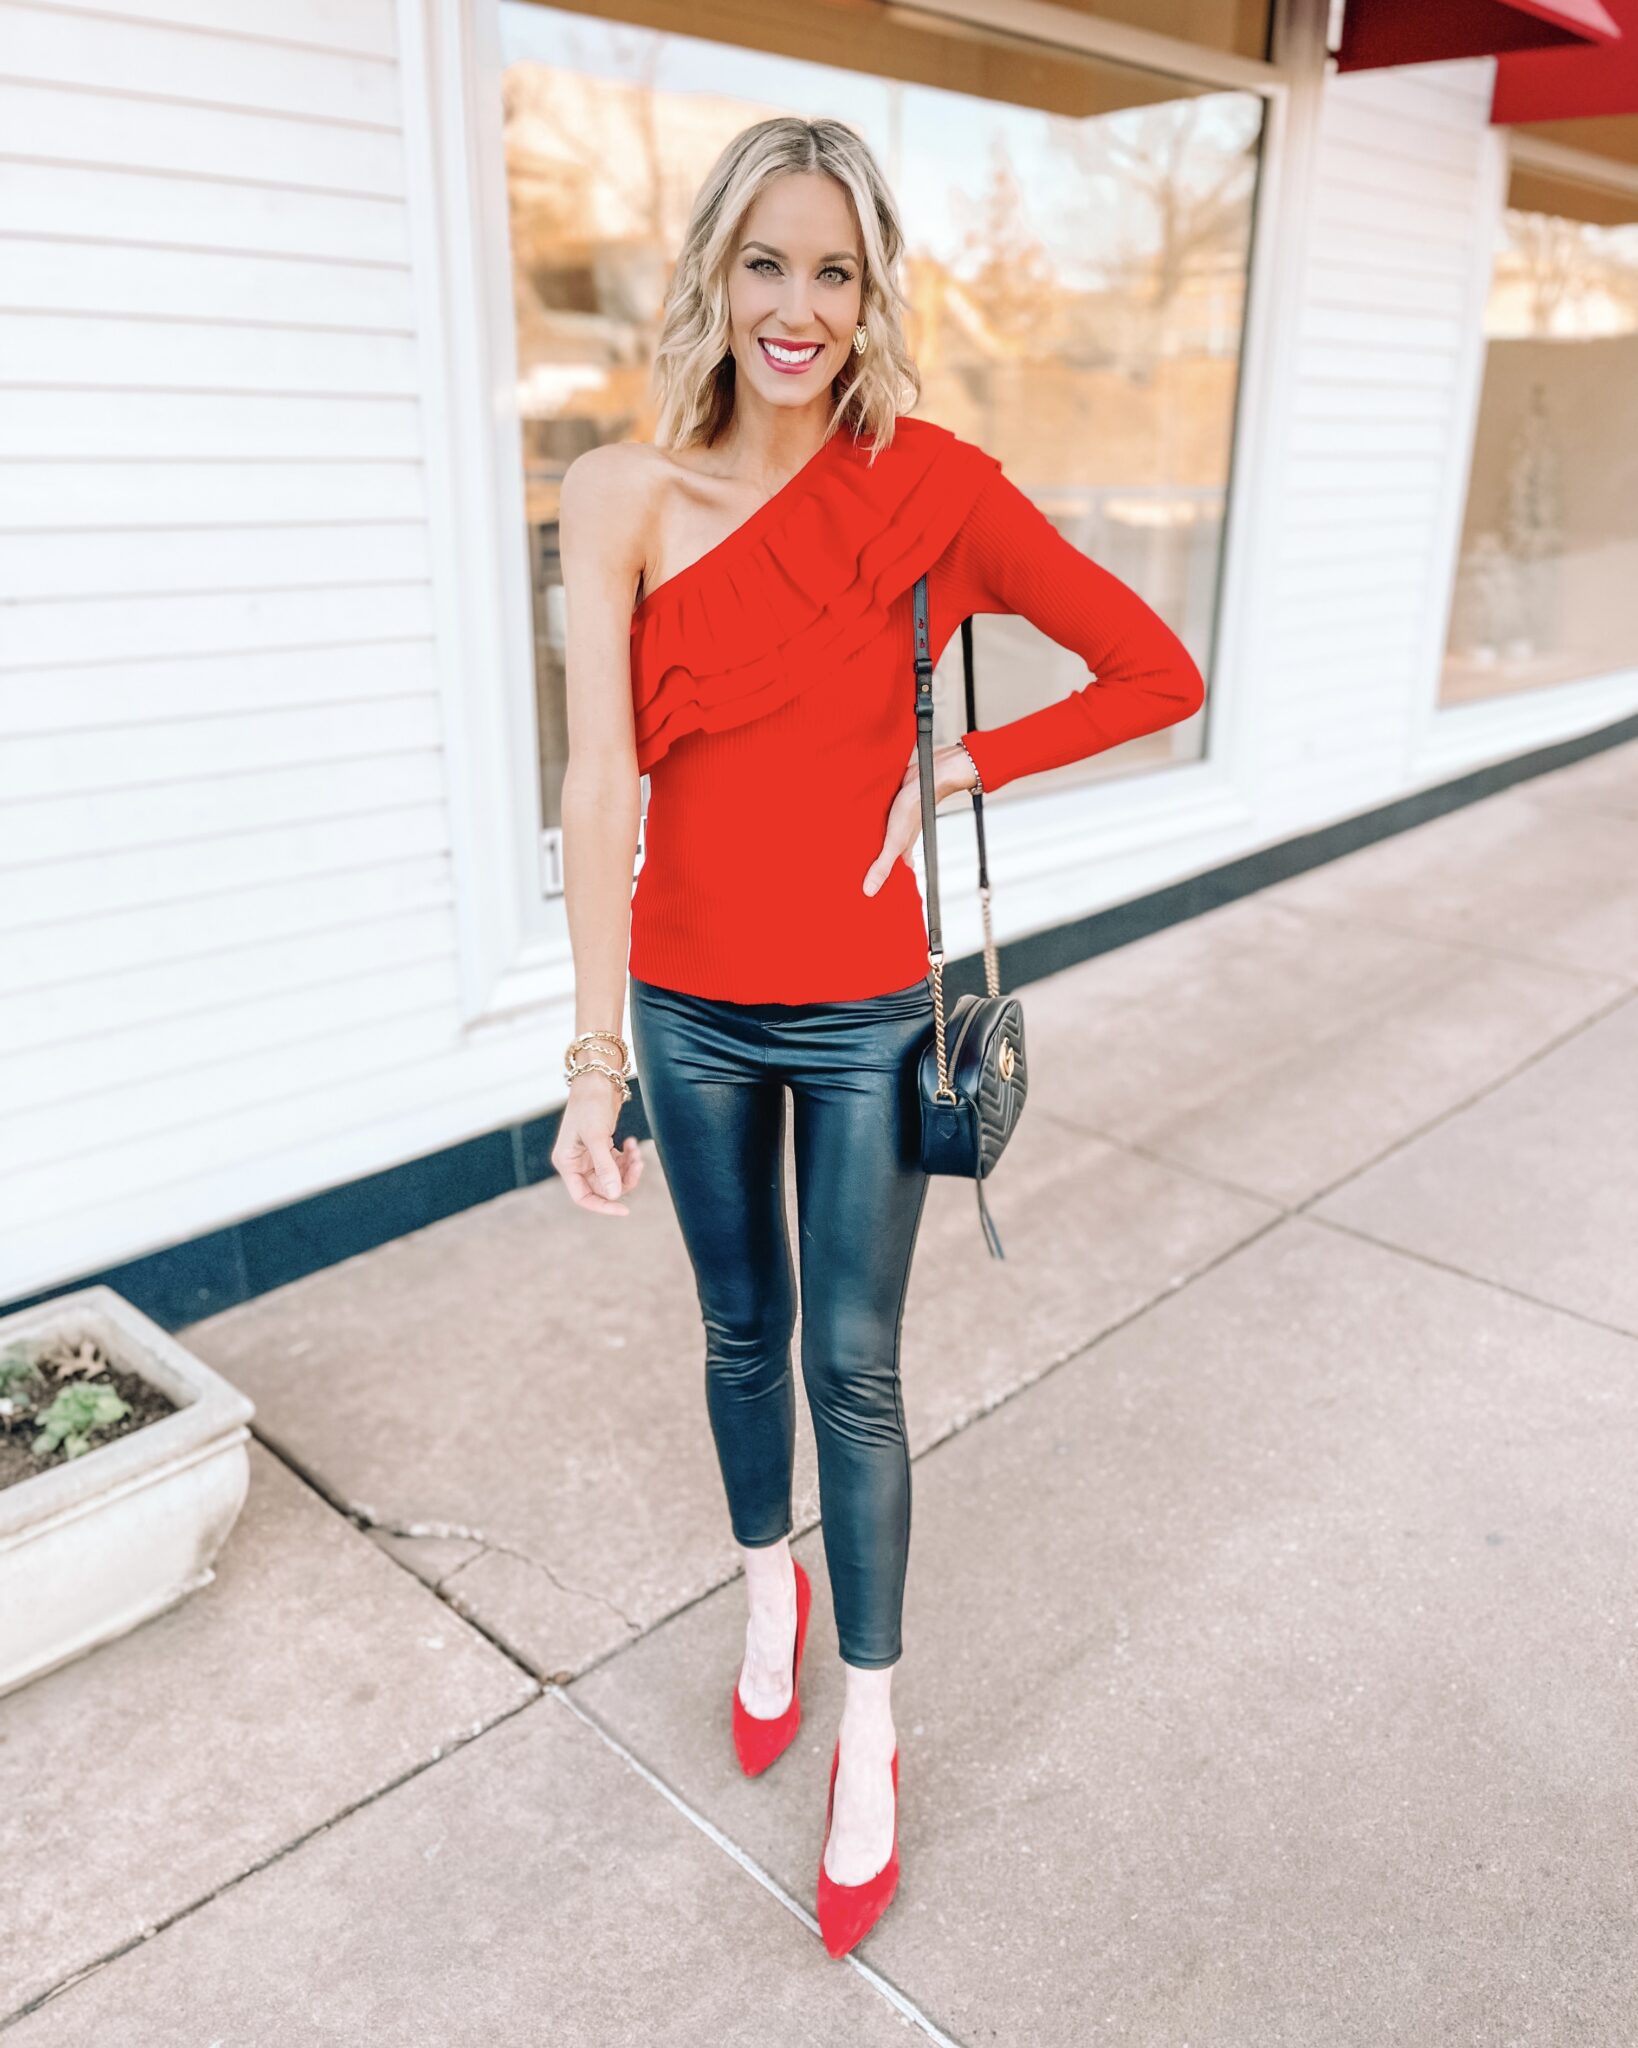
[
  {"xmin": 816, "ymin": 1739, "xmax": 900, "ymax": 1958},
  {"xmin": 731, "ymin": 1555, "xmax": 812, "ymax": 1776}
]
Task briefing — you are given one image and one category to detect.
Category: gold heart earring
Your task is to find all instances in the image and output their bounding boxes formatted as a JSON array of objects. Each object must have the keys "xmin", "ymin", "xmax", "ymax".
[{"xmin": 853, "ymin": 323, "xmax": 868, "ymax": 353}]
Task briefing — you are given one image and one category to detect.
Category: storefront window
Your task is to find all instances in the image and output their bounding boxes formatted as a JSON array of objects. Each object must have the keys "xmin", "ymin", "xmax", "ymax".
[
  {"xmin": 498, "ymin": 0, "xmax": 1264, "ymax": 853},
  {"xmin": 1441, "ymin": 154, "xmax": 1638, "ymax": 705}
]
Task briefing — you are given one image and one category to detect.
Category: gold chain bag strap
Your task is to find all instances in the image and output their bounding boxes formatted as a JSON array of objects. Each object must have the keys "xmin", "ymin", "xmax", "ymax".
[{"xmin": 911, "ymin": 573, "xmax": 1028, "ymax": 1259}]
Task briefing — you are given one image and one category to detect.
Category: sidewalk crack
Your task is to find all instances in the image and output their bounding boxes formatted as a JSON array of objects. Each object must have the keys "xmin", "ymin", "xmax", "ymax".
[{"xmin": 351, "ymin": 1506, "xmax": 642, "ymax": 1636}]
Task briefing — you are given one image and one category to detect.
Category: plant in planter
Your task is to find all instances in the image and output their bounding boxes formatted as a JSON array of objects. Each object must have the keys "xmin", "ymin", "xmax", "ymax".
[
  {"xmin": 0, "ymin": 1286, "xmax": 256, "ymax": 1699},
  {"xmin": 0, "ymin": 1324, "xmax": 177, "ymax": 1485},
  {"xmin": 33, "ymin": 1380, "xmax": 131, "ymax": 1459}
]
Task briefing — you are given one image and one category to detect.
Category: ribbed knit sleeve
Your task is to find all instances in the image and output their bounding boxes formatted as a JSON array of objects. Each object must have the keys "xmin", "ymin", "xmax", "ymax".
[{"xmin": 942, "ymin": 467, "xmax": 1207, "ymax": 796}]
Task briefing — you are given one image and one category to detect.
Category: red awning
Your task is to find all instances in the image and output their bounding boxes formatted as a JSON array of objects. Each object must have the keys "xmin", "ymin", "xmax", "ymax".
[
  {"xmin": 1493, "ymin": 0, "xmax": 1638, "ymax": 116},
  {"xmin": 1334, "ymin": 0, "xmax": 1619, "ymax": 72}
]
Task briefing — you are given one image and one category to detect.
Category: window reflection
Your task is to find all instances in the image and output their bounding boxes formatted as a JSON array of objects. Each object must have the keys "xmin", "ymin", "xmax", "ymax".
[
  {"xmin": 1442, "ymin": 158, "xmax": 1638, "ymax": 704},
  {"xmin": 499, "ymin": 2, "xmax": 1261, "ymax": 847}
]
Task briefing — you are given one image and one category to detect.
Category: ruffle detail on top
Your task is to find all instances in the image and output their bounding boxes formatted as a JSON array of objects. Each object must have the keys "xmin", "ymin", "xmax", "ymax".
[{"xmin": 628, "ymin": 416, "xmax": 1001, "ymax": 775}]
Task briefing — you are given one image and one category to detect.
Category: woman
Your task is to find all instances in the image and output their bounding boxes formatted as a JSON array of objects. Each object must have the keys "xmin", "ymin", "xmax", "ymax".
[{"xmin": 551, "ymin": 115, "xmax": 1204, "ymax": 1958}]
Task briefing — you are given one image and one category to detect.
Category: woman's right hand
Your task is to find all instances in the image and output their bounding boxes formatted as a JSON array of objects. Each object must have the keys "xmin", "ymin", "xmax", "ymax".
[{"xmin": 553, "ymin": 1071, "xmax": 644, "ymax": 1217}]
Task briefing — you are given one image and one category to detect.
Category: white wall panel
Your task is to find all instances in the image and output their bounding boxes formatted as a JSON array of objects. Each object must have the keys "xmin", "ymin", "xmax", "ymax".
[
  {"xmin": 0, "ymin": 163, "xmax": 413, "ymax": 261},
  {"xmin": 0, "ymin": 4, "xmax": 401, "ymax": 125},
  {"xmin": 23, "ymin": 0, "xmax": 400, "ymax": 60},
  {"xmin": 0, "ymin": 464, "xmax": 428, "ymax": 529},
  {"xmin": 0, "ymin": 81, "xmax": 407, "ymax": 192},
  {"xmin": 0, "ymin": 317, "xmax": 423, "ymax": 394},
  {"xmin": 2, "ymin": 857, "xmax": 453, "ymax": 988},
  {"xmin": 6, "ymin": 524, "xmax": 431, "ymax": 600},
  {"xmin": 0, "ymin": 0, "xmax": 501, "ymax": 1301},
  {"xmin": 5, "ymin": 724, "xmax": 447, "ymax": 833},
  {"xmin": 1247, "ymin": 58, "xmax": 1504, "ymax": 830},
  {"xmin": 1, "ymin": 584, "xmax": 437, "ymax": 666},
  {"xmin": 0, "ymin": 390, "xmax": 423, "ymax": 460},
  {"xmin": 0, "ymin": 642, "xmax": 438, "ymax": 727},
  {"xmin": 0, "ymin": 240, "xmax": 417, "ymax": 329}
]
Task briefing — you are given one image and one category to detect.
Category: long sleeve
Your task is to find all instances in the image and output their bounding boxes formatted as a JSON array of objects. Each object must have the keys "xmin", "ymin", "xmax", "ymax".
[{"xmin": 940, "ymin": 465, "xmax": 1207, "ymax": 796}]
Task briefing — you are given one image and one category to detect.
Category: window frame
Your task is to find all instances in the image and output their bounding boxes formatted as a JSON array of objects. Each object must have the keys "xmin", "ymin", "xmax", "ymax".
[
  {"xmin": 1411, "ymin": 124, "xmax": 1638, "ymax": 787},
  {"xmin": 401, "ymin": 0, "xmax": 1316, "ymax": 1028}
]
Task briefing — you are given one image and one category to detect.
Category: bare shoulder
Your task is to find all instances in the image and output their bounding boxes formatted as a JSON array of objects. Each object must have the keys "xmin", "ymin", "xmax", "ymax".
[
  {"xmin": 560, "ymin": 439, "xmax": 664, "ymax": 538},
  {"xmin": 559, "ymin": 444, "xmax": 666, "ymax": 619}
]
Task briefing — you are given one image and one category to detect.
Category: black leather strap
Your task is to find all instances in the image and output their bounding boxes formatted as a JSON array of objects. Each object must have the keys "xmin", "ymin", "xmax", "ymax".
[
  {"xmin": 912, "ymin": 575, "xmax": 986, "ymax": 955},
  {"xmin": 911, "ymin": 573, "xmax": 942, "ymax": 957},
  {"xmin": 961, "ymin": 614, "xmax": 991, "ymax": 893}
]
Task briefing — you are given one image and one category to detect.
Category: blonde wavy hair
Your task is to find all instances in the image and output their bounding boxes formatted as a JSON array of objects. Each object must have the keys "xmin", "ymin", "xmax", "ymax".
[{"xmin": 649, "ymin": 116, "xmax": 921, "ymax": 464}]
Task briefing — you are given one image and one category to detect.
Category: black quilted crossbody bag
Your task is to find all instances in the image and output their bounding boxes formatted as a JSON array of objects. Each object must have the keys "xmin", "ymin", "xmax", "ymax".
[{"xmin": 910, "ymin": 573, "xmax": 1028, "ymax": 1259}]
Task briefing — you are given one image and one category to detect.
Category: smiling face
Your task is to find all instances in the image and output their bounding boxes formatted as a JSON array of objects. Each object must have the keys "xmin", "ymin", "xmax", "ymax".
[{"xmin": 727, "ymin": 171, "xmax": 865, "ymax": 409}]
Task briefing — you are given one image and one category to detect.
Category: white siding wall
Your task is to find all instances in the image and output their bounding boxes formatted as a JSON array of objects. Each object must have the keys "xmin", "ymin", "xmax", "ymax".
[
  {"xmin": 1251, "ymin": 55, "xmax": 1503, "ymax": 831},
  {"xmin": 0, "ymin": 0, "xmax": 552, "ymax": 1299}
]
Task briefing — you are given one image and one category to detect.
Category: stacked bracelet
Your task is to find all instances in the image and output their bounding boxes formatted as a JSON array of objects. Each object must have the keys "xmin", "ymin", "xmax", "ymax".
[
  {"xmin": 565, "ymin": 1028, "xmax": 629, "ymax": 1070},
  {"xmin": 956, "ymin": 735, "xmax": 985, "ymax": 796},
  {"xmin": 564, "ymin": 1028, "xmax": 633, "ymax": 1105},
  {"xmin": 566, "ymin": 1056, "xmax": 631, "ymax": 1104}
]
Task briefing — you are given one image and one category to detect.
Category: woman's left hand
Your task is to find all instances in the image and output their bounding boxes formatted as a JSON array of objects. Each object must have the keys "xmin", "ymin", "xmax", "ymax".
[{"xmin": 862, "ymin": 743, "xmax": 978, "ymax": 897}]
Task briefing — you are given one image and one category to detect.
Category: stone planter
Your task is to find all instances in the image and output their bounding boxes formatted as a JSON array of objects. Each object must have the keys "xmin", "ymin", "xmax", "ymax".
[{"xmin": 0, "ymin": 1285, "xmax": 255, "ymax": 1699}]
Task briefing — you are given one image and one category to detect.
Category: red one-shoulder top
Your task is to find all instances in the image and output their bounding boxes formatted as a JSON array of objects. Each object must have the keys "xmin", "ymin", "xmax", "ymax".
[{"xmin": 626, "ymin": 414, "xmax": 1205, "ymax": 1003}]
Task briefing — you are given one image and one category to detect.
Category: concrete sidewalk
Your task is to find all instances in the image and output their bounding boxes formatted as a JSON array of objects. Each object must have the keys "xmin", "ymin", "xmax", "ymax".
[{"xmin": 4, "ymin": 740, "xmax": 1635, "ymax": 2045}]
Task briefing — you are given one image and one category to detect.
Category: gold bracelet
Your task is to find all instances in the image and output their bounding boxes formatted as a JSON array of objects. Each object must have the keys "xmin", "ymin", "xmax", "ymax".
[
  {"xmin": 566, "ymin": 1029, "xmax": 628, "ymax": 1058},
  {"xmin": 564, "ymin": 1030, "xmax": 630, "ymax": 1078},
  {"xmin": 956, "ymin": 735, "xmax": 984, "ymax": 796},
  {"xmin": 566, "ymin": 1055, "xmax": 632, "ymax": 1105}
]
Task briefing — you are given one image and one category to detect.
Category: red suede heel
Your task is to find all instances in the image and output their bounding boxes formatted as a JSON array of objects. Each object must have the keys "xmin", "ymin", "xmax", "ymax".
[
  {"xmin": 816, "ymin": 1739, "xmax": 900, "ymax": 1958},
  {"xmin": 731, "ymin": 1556, "xmax": 812, "ymax": 1776}
]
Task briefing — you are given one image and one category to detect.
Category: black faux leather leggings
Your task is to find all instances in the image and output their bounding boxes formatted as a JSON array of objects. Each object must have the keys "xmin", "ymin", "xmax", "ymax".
[{"xmin": 628, "ymin": 971, "xmax": 935, "ymax": 1669}]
